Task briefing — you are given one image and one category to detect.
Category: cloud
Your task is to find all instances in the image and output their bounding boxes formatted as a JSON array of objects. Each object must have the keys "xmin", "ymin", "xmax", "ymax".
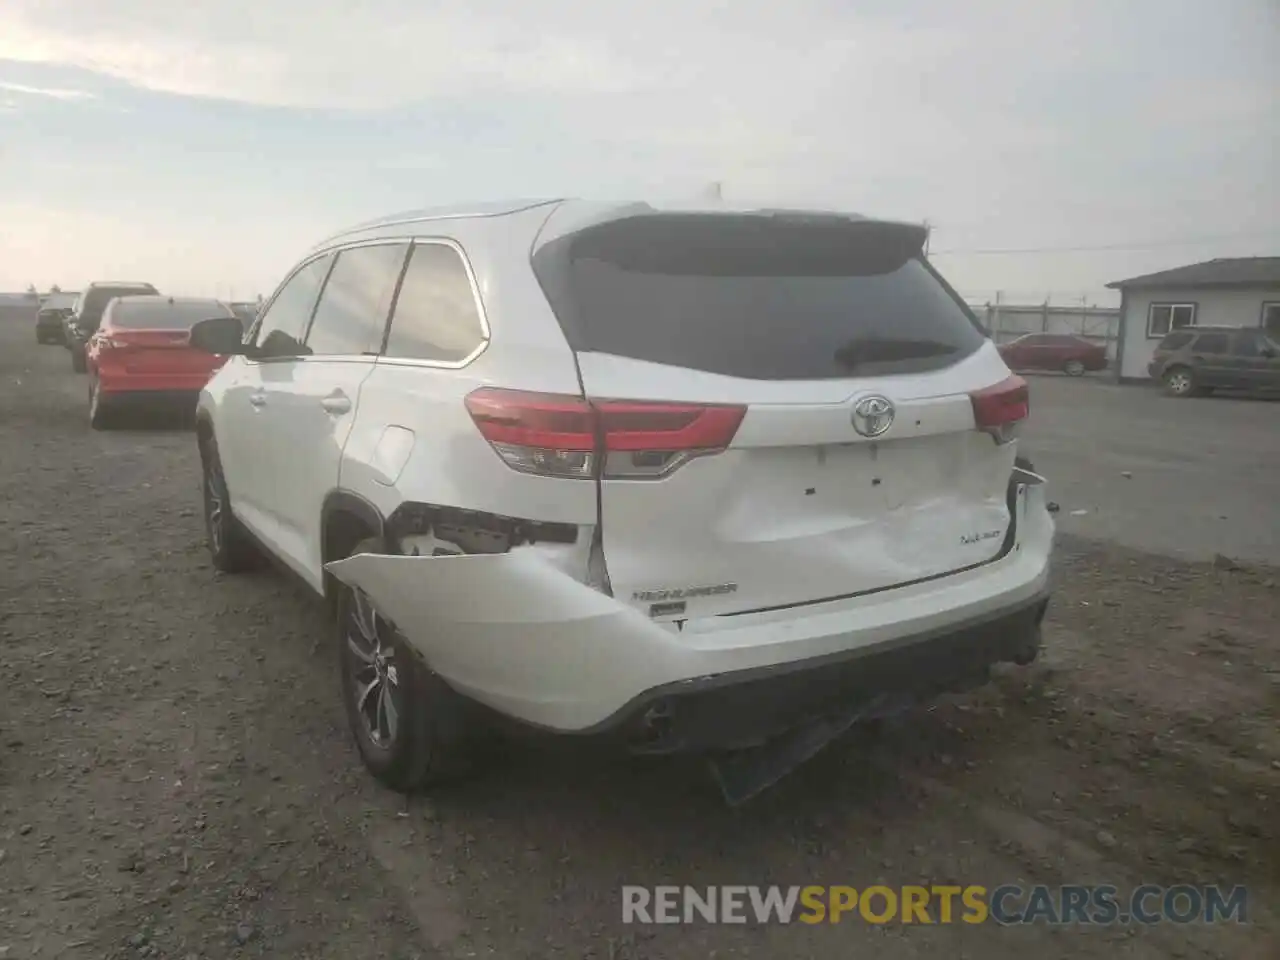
[
  {"xmin": 0, "ymin": 0, "xmax": 1277, "ymax": 297},
  {"xmin": 0, "ymin": 80, "xmax": 96, "ymax": 100}
]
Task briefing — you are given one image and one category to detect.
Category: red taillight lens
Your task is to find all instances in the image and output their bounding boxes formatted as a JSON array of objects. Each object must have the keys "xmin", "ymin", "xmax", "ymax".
[
  {"xmin": 969, "ymin": 374, "xmax": 1029, "ymax": 443},
  {"xmin": 464, "ymin": 388, "xmax": 746, "ymax": 480}
]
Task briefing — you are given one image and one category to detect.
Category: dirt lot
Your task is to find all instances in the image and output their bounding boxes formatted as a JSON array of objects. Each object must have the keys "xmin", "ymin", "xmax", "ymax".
[{"xmin": 1, "ymin": 320, "xmax": 1277, "ymax": 960}]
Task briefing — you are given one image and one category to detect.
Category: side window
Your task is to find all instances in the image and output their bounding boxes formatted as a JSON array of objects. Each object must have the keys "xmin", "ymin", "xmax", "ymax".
[
  {"xmin": 304, "ymin": 243, "xmax": 409, "ymax": 356},
  {"xmin": 253, "ymin": 254, "xmax": 333, "ymax": 359},
  {"xmin": 1193, "ymin": 333, "xmax": 1228, "ymax": 355},
  {"xmin": 1231, "ymin": 332, "xmax": 1260, "ymax": 357},
  {"xmin": 1159, "ymin": 332, "xmax": 1193, "ymax": 351},
  {"xmin": 383, "ymin": 243, "xmax": 487, "ymax": 363}
]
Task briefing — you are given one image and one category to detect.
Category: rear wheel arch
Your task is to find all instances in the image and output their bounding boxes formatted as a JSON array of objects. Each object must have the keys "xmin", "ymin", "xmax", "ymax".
[
  {"xmin": 321, "ymin": 491, "xmax": 388, "ymax": 611},
  {"xmin": 195, "ymin": 414, "xmax": 216, "ymax": 462}
]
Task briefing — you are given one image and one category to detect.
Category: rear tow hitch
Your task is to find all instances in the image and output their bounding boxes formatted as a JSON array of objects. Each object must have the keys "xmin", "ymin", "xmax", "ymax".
[
  {"xmin": 709, "ymin": 694, "xmax": 907, "ymax": 806},
  {"xmin": 1011, "ymin": 599, "xmax": 1049, "ymax": 665}
]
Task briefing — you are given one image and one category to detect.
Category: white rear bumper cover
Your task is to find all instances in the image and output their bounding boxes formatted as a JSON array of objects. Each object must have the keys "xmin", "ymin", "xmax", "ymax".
[{"xmin": 325, "ymin": 484, "xmax": 1055, "ymax": 733}]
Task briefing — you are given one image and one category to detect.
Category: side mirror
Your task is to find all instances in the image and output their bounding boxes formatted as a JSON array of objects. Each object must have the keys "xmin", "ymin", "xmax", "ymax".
[
  {"xmin": 189, "ymin": 316, "xmax": 249, "ymax": 355},
  {"xmin": 1261, "ymin": 347, "xmax": 1276, "ymax": 359}
]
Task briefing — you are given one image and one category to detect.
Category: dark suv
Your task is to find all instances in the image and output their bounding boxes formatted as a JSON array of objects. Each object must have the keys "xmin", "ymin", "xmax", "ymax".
[
  {"xmin": 1149, "ymin": 326, "xmax": 1280, "ymax": 397},
  {"xmin": 66, "ymin": 282, "xmax": 160, "ymax": 373},
  {"xmin": 35, "ymin": 293, "xmax": 77, "ymax": 344}
]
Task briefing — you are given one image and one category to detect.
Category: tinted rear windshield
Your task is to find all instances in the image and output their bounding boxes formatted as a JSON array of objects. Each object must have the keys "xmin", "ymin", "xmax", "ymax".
[
  {"xmin": 112, "ymin": 300, "xmax": 228, "ymax": 330},
  {"xmin": 532, "ymin": 214, "xmax": 986, "ymax": 380}
]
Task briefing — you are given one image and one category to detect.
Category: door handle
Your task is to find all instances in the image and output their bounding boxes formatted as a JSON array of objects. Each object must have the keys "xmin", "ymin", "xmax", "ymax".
[
  {"xmin": 321, "ymin": 391, "xmax": 352, "ymax": 415},
  {"xmin": 249, "ymin": 393, "xmax": 266, "ymax": 408}
]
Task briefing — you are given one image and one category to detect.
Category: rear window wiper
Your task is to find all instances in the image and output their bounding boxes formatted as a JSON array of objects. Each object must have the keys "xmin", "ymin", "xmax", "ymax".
[{"xmin": 833, "ymin": 337, "xmax": 957, "ymax": 371}]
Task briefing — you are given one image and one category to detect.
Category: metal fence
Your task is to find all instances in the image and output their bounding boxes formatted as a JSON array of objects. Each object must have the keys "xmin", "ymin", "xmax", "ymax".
[{"xmin": 967, "ymin": 300, "xmax": 1121, "ymax": 359}]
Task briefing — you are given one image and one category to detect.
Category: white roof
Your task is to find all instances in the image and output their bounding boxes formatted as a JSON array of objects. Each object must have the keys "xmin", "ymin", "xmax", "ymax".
[{"xmin": 317, "ymin": 198, "xmax": 891, "ymax": 254}]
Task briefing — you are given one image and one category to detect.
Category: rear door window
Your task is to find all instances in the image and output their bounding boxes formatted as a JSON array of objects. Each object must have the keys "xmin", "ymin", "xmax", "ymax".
[
  {"xmin": 1230, "ymin": 332, "xmax": 1261, "ymax": 357},
  {"xmin": 1193, "ymin": 333, "xmax": 1228, "ymax": 354},
  {"xmin": 383, "ymin": 242, "xmax": 487, "ymax": 363},
  {"xmin": 533, "ymin": 214, "xmax": 985, "ymax": 380},
  {"xmin": 304, "ymin": 243, "xmax": 409, "ymax": 356}
]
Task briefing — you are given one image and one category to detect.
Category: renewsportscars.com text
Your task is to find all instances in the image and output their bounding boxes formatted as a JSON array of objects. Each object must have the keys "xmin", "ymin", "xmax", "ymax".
[{"xmin": 622, "ymin": 884, "xmax": 1249, "ymax": 926}]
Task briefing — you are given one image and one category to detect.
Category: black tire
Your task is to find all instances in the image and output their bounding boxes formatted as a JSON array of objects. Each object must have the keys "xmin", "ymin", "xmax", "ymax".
[
  {"xmin": 71, "ymin": 347, "xmax": 87, "ymax": 374},
  {"xmin": 201, "ymin": 440, "xmax": 261, "ymax": 572},
  {"xmin": 337, "ymin": 537, "xmax": 488, "ymax": 792},
  {"xmin": 88, "ymin": 376, "xmax": 114, "ymax": 431},
  {"xmin": 1163, "ymin": 365, "xmax": 1196, "ymax": 397}
]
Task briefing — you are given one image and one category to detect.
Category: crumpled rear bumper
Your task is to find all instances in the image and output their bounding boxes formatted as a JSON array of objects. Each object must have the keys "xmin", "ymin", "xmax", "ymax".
[{"xmin": 326, "ymin": 482, "xmax": 1055, "ymax": 738}]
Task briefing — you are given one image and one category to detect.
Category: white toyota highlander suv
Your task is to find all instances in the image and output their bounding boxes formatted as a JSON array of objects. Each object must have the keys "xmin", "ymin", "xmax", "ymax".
[{"xmin": 190, "ymin": 199, "xmax": 1054, "ymax": 797}]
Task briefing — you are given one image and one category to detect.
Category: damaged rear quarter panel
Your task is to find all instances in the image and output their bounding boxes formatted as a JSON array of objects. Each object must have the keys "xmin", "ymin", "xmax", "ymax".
[
  {"xmin": 325, "ymin": 550, "xmax": 679, "ymax": 727},
  {"xmin": 330, "ymin": 219, "xmax": 599, "ymax": 578}
]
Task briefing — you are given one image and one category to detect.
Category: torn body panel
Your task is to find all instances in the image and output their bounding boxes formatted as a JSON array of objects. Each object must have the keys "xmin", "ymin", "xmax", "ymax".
[{"xmin": 324, "ymin": 481, "xmax": 1055, "ymax": 736}]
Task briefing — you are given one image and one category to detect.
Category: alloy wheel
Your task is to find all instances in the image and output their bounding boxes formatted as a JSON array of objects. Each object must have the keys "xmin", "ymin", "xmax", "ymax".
[
  {"xmin": 344, "ymin": 588, "xmax": 402, "ymax": 750},
  {"xmin": 205, "ymin": 462, "xmax": 225, "ymax": 555},
  {"xmin": 1064, "ymin": 360, "xmax": 1084, "ymax": 377},
  {"xmin": 1167, "ymin": 371, "xmax": 1192, "ymax": 395}
]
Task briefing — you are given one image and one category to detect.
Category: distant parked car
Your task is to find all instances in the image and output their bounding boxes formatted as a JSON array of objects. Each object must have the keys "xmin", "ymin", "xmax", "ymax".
[
  {"xmin": 1148, "ymin": 326, "xmax": 1280, "ymax": 398},
  {"xmin": 36, "ymin": 292, "xmax": 78, "ymax": 344},
  {"xmin": 66, "ymin": 281, "xmax": 160, "ymax": 372},
  {"xmin": 997, "ymin": 334, "xmax": 1107, "ymax": 376},
  {"xmin": 85, "ymin": 295, "xmax": 237, "ymax": 429}
]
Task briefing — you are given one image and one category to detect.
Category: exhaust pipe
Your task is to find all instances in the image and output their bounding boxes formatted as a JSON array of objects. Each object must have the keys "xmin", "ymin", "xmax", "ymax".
[{"xmin": 1012, "ymin": 640, "xmax": 1040, "ymax": 666}]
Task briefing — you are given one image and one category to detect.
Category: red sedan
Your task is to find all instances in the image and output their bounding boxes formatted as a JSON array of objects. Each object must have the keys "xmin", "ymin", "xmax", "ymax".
[
  {"xmin": 997, "ymin": 333, "xmax": 1108, "ymax": 376},
  {"xmin": 86, "ymin": 295, "xmax": 242, "ymax": 429}
]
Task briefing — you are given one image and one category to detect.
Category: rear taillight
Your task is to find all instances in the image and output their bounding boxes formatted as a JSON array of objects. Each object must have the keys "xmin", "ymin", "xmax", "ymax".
[
  {"xmin": 969, "ymin": 374, "xmax": 1029, "ymax": 444},
  {"xmin": 464, "ymin": 388, "xmax": 746, "ymax": 480}
]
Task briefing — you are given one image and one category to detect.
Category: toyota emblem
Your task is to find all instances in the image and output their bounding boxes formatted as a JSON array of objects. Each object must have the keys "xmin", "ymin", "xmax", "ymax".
[{"xmin": 851, "ymin": 395, "xmax": 895, "ymax": 438}]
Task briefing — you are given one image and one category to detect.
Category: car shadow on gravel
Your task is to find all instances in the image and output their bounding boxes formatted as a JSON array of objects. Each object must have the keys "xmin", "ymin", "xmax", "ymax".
[{"xmin": 100, "ymin": 409, "xmax": 199, "ymax": 432}]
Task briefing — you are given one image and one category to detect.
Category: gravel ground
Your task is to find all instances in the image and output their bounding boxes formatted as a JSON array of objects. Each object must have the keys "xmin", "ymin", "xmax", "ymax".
[{"xmin": 1, "ymin": 320, "xmax": 1277, "ymax": 960}]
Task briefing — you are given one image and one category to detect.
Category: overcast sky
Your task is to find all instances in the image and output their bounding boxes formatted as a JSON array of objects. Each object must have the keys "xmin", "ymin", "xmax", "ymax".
[{"xmin": 1, "ymin": 0, "xmax": 1276, "ymax": 304}]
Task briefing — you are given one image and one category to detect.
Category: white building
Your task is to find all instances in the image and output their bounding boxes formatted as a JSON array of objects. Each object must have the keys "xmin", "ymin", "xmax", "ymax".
[{"xmin": 1108, "ymin": 257, "xmax": 1280, "ymax": 381}]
